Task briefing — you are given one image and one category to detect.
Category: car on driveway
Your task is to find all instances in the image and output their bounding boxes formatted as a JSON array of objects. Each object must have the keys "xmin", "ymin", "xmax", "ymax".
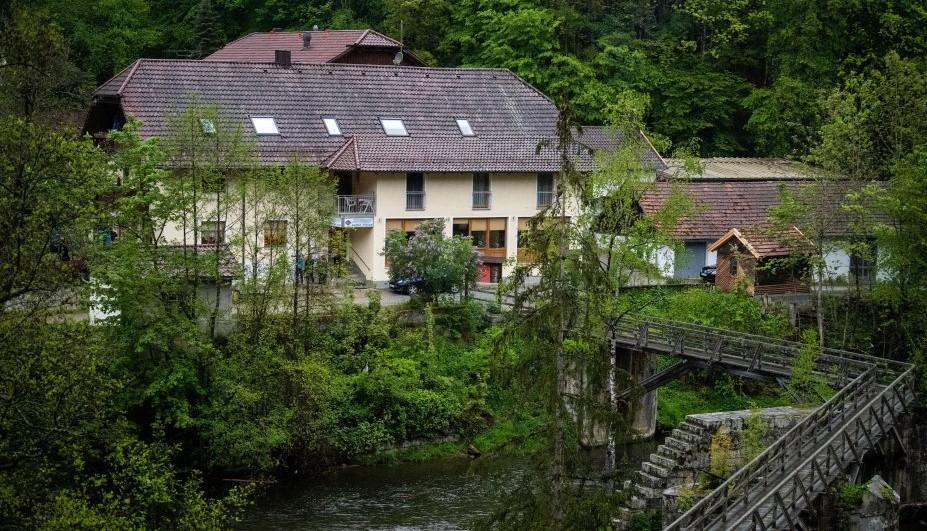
[
  {"xmin": 700, "ymin": 265, "xmax": 717, "ymax": 283},
  {"xmin": 388, "ymin": 276, "xmax": 427, "ymax": 295}
]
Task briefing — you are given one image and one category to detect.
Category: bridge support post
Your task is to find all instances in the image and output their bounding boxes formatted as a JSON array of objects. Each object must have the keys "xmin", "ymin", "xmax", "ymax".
[{"xmin": 616, "ymin": 344, "xmax": 658, "ymax": 438}]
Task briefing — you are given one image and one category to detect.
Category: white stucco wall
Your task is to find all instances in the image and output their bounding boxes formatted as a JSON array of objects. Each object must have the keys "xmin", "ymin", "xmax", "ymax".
[
  {"xmin": 368, "ymin": 171, "xmax": 576, "ymax": 282},
  {"xmin": 653, "ymin": 245, "xmax": 675, "ymax": 277},
  {"xmin": 823, "ymin": 247, "xmax": 851, "ymax": 280}
]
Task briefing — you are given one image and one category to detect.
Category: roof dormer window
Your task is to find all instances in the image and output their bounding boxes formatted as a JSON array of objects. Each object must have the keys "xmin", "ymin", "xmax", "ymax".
[
  {"xmin": 323, "ymin": 117, "xmax": 342, "ymax": 136},
  {"xmin": 250, "ymin": 116, "xmax": 279, "ymax": 135},
  {"xmin": 380, "ymin": 118, "xmax": 408, "ymax": 136},
  {"xmin": 456, "ymin": 118, "xmax": 475, "ymax": 136}
]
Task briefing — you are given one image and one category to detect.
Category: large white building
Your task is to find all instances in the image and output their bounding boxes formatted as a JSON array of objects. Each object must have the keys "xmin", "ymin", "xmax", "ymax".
[{"xmin": 84, "ymin": 31, "xmax": 665, "ymax": 285}]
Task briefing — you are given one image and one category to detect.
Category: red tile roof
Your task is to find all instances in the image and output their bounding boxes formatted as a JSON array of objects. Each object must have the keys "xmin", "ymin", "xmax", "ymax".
[
  {"xmin": 204, "ymin": 29, "xmax": 424, "ymax": 66},
  {"xmin": 639, "ymin": 180, "xmax": 867, "ymax": 241}
]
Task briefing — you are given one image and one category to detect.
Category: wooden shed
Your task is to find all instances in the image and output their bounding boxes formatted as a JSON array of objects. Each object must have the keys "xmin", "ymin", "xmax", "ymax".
[{"xmin": 708, "ymin": 227, "xmax": 812, "ymax": 296}]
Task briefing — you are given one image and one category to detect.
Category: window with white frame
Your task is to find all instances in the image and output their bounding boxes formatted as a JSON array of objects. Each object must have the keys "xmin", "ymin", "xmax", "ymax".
[
  {"xmin": 537, "ymin": 173, "xmax": 554, "ymax": 208},
  {"xmin": 472, "ymin": 173, "xmax": 491, "ymax": 209}
]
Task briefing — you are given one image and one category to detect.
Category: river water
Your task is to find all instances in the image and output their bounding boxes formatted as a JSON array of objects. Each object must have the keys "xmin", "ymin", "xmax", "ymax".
[{"xmin": 238, "ymin": 438, "xmax": 660, "ymax": 530}]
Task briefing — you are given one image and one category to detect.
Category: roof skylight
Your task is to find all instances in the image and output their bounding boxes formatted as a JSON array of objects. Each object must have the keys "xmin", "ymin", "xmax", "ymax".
[
  {"xmin": 456, "ymin": 119, "xmax": 475, "ymax": 136},
  {"xmin": 250, "ymin": 116, "xmax": 279, "ymax": 135},
  {"xmin": 380, "ymin": 118, "xmax": 408, "ymax": 136},
  {"xmin": 199, "ymin": 118, "xmax": 216, "ymax": 134},
  {"xmin": 323, "ymin": 117, "xmax": 342, "ymax": 136}
]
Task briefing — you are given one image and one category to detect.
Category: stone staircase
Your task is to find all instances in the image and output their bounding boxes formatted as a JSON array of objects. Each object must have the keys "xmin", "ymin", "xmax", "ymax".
[{"xmin": 630, "ymin": 418, "xmax": 712, "ymax": 509}]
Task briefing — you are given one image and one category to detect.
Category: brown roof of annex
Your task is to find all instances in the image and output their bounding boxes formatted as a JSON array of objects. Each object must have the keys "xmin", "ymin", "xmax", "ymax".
[
  {"xmin": 204, "ymin": 29, "xmax": 426, "ymax": 66},
  {"xmin": 639, "ymin": 180, "xmax": 872, "ymax": 241}
]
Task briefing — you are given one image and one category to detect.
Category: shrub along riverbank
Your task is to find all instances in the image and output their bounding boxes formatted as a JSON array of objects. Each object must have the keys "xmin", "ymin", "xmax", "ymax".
[{"xmin": 0, "ymin": 287, "xmax": 819, "ymax": 527}]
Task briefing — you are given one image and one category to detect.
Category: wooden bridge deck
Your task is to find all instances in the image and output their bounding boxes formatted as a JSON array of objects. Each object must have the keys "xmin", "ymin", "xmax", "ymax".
[{"xmin": 611, "ymin": 317, "xmax": 916, "ymax": 531}]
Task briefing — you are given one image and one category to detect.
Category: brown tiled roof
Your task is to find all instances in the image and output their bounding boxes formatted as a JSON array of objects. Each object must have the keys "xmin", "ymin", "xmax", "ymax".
[
  {"xmin": 572, "ymin": 126, "xmax": 667, "ymax": 171},
  {"xmin": 639, "ymin": 180, "xmax": 868, "ymax": 241},
  {"xmin": 323, "ymin": 134, "xmax": 596, "ymax": 172},
  {"xmin": 204, "ymin": 29, "xmax": 424, "ymax": 65},
  {"xmin": 708, "ymin": 227, "xmax": 813, "ymax": 258},
  {"xmin": 92, "ymin": 60, "xmax": 559, "ymax": 166},
  {"xmin": 658, "ymin": 157, "xmax": 821, "ymax": 181}
]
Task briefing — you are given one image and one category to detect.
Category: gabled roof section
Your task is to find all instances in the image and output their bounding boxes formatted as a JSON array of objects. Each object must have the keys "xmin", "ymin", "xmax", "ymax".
[
  {"xmin": 355, "ymin": 29, "xmax": 400, "ymax": 47},
  {"xmin": 96, "ymin": 60, "xmax": 141, "ymax": 97},
  {"xmin": 203, "ymin": 29, "xmax": 424, "ymax": 65},
  {"xmin": 708, "ymin": 227, "xmax": 813, "ymax": 258},
  {"xmin": 89, "ymin": 60, "xmax": 559, "ymax": 166},
  {"xmin": 572, "ymin": 126, "xmax": 668, "ymax": 171}
]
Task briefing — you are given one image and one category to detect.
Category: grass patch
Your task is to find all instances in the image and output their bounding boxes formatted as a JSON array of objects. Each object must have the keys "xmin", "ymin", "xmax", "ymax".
[
  {"xmin": 367, "ymin": 440, "xmax": 466, "ymax": 465},
  {"xmin": 469, "ymin": 415, "xmax": 547, "ymax": 456},
  {"xmin": 657, "ymin": 372, "xmax": 790, "ymax": 429}
]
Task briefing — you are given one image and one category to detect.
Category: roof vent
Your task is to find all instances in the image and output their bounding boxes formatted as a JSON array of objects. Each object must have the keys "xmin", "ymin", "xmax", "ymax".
[
  {"xmin": 302, "ymin": 32, "xmax": 311, "ymax": 49},
  {"xmin": 275, "ymin": 50, "xmax": 292, "ymax": 67}
]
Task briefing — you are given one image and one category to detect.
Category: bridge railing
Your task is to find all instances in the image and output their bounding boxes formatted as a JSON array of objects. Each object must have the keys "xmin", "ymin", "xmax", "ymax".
[
  {"xmin": 613, "ymin": 318, "xmax": 874, "ymax": 384},
  {"xmin": 629, "ymin": 316, "xmax": 909, "ymax": 375},
  {"xmin": 729, "ymin": 366, "xmax": 916, "ymax": 529},
  {"xmin": 663, "ymin": 366, "xmax": 879, "ymax": 530}
]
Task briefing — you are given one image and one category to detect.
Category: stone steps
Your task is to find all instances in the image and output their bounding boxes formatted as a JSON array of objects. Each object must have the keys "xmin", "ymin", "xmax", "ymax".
[
  {"xmin": 649, "ymin": 452, "xmax": 676, "ymax": 469},
  {"xmin": 641, "ymin": 461, "xmax": 669, "ymax": 478}
]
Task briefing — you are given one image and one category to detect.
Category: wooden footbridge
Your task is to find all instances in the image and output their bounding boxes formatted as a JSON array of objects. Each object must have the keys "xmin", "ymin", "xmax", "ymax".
[{"xmin": 611, "ymin": 317, "xmax": 916, "ymax": 531}]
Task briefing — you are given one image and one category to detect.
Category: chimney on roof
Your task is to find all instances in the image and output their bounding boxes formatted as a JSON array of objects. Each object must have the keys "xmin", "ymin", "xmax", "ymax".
[
  {"xmin": 302, "ymin": 31, "xmax": 312, "ymax": 49},
  {"xmin": 275, "ymin": 49, "xmax": 292, "ymax": 67}
]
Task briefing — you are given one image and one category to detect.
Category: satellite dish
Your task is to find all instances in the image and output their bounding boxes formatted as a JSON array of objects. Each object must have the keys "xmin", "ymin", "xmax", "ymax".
[
  {"xmin": 393, "ymin": 50, "xmax": 404, "ymax": 65},
  {"xmin": 312, "ymin": 24, "xmax": 319, "ymax": 31}
]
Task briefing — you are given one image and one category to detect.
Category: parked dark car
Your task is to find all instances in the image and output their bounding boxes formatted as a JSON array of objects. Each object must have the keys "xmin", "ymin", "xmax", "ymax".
[
  {"xmin": 388, "ymin": 276, "xmax": 462, "ymax": 295},
  {"xmin": 388, "ymin": 276, "xmax": 427, "ymax": 295},
  {"xmin": 700, "ymin": 265, "xmax": 717, "ymax": 283}
]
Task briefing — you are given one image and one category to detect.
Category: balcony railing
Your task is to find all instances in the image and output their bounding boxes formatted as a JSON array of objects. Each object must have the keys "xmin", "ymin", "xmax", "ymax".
[
  {"xmin": 472, "ymin": 191, "xmax": 491, "ymax": 209},
  {"xmin": 406, "ymin": 191, "xmax": 425, "ymax": 211},
  {"xmin": 337, "ymin": 194, "xmax": 375, "ymax": 215},
  {"xmin": 537, "ymin": 190, "xmax": 554, "ymax": 208}
]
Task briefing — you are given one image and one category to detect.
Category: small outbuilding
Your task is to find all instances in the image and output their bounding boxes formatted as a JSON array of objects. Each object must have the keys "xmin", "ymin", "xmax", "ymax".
[{"xmin": 708, "ymin": 227, "xmax": 812, "ymax": 296}]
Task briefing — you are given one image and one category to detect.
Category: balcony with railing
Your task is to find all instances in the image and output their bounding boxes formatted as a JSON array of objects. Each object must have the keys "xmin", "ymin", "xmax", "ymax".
[
  {"xmin": 472, "ymin": 191, "xmax": 491, "ymax": 209},
  {"xmin": 337, "ymin": 194, "xmax": 376, "ymax": 216},
  {"xmin": 333, "ymin": 194, "xmax": 375, "ymax": 228}
]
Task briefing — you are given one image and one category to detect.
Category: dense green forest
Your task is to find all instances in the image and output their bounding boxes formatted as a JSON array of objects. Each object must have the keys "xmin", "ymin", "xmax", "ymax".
[{"xmin": 5, "ymin": 0, "xmax": 927, "ymax": 157}]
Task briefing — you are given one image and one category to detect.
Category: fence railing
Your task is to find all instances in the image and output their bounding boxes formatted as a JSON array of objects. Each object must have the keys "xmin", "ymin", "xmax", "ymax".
[
  {"xmin": 406, "ymin": 191, "xmax": 425, "ymax": 211},
  {"xmin": 663, "ymin": 367, "xmax": 878, "ymax": 530},
  {"xmin": 728, "ymin": 367, "xmax": 916, "ymax": 529},
  {"xmin": 613, "ymin": 318, "xmax": 874, "ymax": 384},
  {"xmin": 620, "ymin": 315, "xmax": 919, "ymax": 531},
  {"xmin": 537, "ymin": 190, "xmax": 554, "ymax": 208},
  {"xmin": 337, "ymin": 194, "xmax": 375, "ymax": 215},
  {"xmin": 472, "ymin": 191, "xmax": 491, "ymax": 209}
]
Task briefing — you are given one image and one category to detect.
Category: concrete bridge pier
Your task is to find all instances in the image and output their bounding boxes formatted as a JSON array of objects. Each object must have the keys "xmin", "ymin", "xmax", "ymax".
[
  {"xmin": 617, "ymin": 345, "xmax": 658, "ymax": 439},
  {"xmin": 568, "ymin": 345, "xmax": 658, "ymax": 445}
]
